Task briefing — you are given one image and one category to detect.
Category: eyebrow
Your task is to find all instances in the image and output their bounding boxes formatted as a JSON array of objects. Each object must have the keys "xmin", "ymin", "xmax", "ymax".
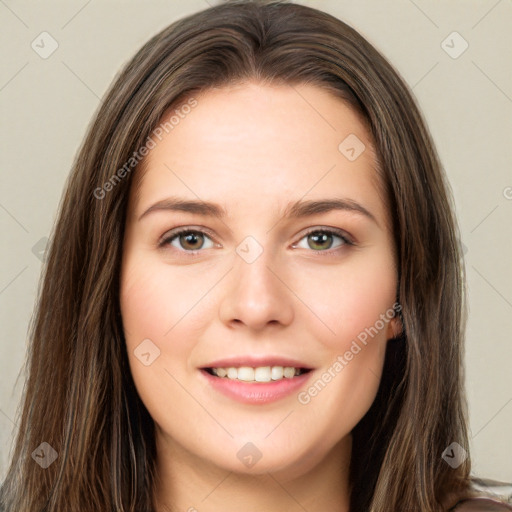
[{"xmin": 138, "ymin": 196, "xmax": 378, "ymax": 225}]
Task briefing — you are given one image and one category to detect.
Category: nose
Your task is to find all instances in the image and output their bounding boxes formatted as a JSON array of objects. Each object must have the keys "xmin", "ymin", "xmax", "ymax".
[{"xmin": 218, "ymin": 245, "xmax": 294, "ymax": 331}]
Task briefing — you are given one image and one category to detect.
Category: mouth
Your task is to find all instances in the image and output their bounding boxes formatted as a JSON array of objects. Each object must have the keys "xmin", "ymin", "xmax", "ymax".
[
  {"xmin": 198, "ymin": 358, "xmax": 315, "ymax": 404},
  {"xmin": 202, "ymin": 365, "xmax": 312, "ymax": 382}
]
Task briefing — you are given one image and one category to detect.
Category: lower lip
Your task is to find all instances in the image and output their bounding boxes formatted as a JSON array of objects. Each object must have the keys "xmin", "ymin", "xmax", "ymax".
[{"xmin": 200, "ymin": 369, "xmax": 313, "ymax": 404}]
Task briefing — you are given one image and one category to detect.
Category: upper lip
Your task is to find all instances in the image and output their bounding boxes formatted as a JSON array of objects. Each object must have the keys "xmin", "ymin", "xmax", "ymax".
[{"xmin": 200, "ymin": 356, "xmax": 314, "ymax": 370}]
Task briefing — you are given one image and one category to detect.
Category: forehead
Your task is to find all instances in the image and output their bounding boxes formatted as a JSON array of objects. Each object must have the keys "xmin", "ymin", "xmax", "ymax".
[{"xmin": 128, "ymin": 82, "xmax": 387, "ymax": 227}]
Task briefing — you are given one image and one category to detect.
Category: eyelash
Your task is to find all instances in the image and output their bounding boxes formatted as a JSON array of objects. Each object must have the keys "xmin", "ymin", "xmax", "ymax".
[{"xmin": 159, "ymin": 226, "xmax": 354, "ymax": 256}]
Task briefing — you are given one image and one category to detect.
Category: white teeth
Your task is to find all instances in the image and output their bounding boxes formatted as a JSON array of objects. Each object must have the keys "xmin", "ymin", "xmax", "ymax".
[
  {"xmin": 254, "ymin": 366, "xmax": 271, "ymax": 382},
  {"xmin": 271, "ymin": 366, "xmax": 284, "ymax": 380},
  {"xmin": 237, "ymin": 367, "xmax": 254, "ymax": 381},
  {"xmin": 210, "ymin": 366, "xmax": 303, "ymax": 382}
]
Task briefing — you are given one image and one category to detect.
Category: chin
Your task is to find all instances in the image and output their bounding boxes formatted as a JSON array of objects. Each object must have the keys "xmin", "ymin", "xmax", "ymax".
[{"xmin": 202, "ymin": 434, "xmax": 331, "ymax": 479}]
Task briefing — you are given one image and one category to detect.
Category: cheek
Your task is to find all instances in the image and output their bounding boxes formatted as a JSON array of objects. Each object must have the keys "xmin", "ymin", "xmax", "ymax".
[
  {"xmin": 120, "ymin": 252, "xmax": 223, "ymax": 385},
  {"xmin": 119, "ymin": 255, "xmax": 200, "ymax": 426},
  {"xmin": 121, "ymin": 252, "xmax": 206, "ymax": 344},
  {"xmin": 290, "ymin": 247, "xmax": 396, "ymax": 425},
  {"xmin": 291, "ymin": 248, "xmax": 397, "ymax": 352}
]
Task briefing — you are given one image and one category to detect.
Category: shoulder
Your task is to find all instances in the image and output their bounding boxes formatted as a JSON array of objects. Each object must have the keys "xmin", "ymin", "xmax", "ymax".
[{"xmin": 449, "ymin": 478, "xmax": 512, "ymax": 512}]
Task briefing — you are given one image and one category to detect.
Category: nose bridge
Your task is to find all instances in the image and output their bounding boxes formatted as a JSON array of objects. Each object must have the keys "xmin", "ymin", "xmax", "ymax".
[
  {"xmin": 218, "ymin": 233, "xmax": 294, "ymax": 329},
  {"xmin": 234, "ymin": 234, "xmax": 282, "ymax": 305}
]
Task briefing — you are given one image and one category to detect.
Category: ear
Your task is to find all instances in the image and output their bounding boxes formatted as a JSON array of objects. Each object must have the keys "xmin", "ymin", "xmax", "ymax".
[{"xmin": 386, "ymin": 307, "xmax": 403, "ymax": 340}]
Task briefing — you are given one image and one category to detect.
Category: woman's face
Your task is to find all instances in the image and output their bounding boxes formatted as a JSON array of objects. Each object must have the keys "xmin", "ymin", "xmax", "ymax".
[{"xmin": 120, "ymin": 82, "xmax": 400, "ymax": 477}]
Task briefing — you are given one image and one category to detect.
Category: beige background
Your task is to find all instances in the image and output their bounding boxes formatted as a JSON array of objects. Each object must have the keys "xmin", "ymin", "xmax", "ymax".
[{"xmin": 1, "ymin": 0, "xmax": 511, "ymax": 482}]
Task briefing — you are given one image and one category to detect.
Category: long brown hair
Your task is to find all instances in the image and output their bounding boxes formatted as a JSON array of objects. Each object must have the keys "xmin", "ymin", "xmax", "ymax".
[{"xmin": 0, "ymin": 1, "xmax": 470, "ymax": 510}]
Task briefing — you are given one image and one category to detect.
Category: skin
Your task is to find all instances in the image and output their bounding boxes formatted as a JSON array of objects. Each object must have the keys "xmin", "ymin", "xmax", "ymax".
[{"xmin": 120, "ymin": 82, "xmax": 401, "ymax": 512}]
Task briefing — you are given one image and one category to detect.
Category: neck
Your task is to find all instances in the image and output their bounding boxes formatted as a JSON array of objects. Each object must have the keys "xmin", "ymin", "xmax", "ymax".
[{"xmin": 153, "ymin": 429, "xmax": 352, "ymax": 512}]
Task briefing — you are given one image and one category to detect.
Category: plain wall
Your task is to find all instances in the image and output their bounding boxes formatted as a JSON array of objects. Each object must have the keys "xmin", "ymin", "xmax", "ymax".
[{"xmin": 1, "ymin": 0, "xmax": 511, "ymax": 482}]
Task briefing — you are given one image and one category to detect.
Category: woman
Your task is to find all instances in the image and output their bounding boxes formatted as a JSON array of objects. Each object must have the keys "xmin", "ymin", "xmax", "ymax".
[{"xmin": 1, "ymin": 1, "xmax": 510, "ymax": 510}]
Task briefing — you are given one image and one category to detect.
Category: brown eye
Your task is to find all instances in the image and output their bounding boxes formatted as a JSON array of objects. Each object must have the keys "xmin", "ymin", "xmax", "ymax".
[
  {"xmin": 161, "ymin": 229, "xmax": 215, "ymax": 252},
  {"xmin": 178, "ymin": 231, "xmax": 204, "ymax": 250},
  {"xmin": 294, "ymin": 228, "xmax": 352, "ymax": 252}
]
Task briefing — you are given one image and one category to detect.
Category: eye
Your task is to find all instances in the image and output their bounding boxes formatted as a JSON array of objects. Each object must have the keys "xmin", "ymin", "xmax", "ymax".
[
  {"xmin": 292, "ymin": 228, "xmax": 353, "ymax": 252},
  {"xmin": 159, "ymin": 226, "xmax": 354, "ymax": 255},
  {"xmin": 160, "ymin": 228, "xmax": 216, "ymax": 252}
]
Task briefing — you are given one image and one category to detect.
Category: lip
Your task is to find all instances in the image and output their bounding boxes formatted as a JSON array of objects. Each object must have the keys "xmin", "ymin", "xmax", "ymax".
[
  {"xmin": 199, "ymin": 367, "xmax": 314, "ymax": 405},
  {"xmin": 199, "ymin": 355, "xmax": 315, "ymax": 404}
]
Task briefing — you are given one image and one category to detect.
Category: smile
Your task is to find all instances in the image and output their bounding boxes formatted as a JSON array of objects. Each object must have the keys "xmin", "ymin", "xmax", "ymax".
[
  {"xmin": 200, "ymin": 366, "xmax": 314, "ymax": 404},
  {"xmin": 206, "ymin": 365, "xmax": 310, "ymax": 382}
]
